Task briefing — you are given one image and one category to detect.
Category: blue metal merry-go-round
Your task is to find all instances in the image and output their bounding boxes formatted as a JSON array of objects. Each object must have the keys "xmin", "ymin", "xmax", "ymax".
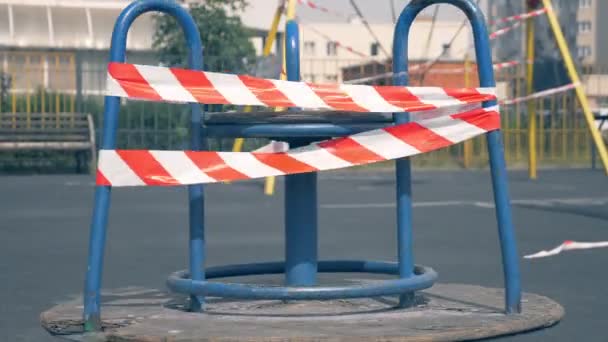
[{"xmin": 82, "ymin": 0, "xmax": 521, "ymax": 332}]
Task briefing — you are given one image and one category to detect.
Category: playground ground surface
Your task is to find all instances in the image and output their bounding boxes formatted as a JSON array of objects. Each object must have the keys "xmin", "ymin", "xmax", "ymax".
[{"xmin": 1, "ymin": 168, "xmax": 607, "ymax": 341}]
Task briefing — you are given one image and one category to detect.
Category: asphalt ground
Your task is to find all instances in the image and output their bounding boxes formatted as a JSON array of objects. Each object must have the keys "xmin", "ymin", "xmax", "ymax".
[{"xmin": 1, "ymin": 169, "xmax": 607, "ymax": 341}]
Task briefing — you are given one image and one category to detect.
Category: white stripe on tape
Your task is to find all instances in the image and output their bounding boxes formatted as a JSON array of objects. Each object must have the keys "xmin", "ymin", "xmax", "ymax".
[
  {"xmin": 339, "ymin": 84, "xmax": 403, "ymax": 112},
  {"xmin": 271, "ymin": 79, "xmax": 330, "ymax": 108},
  {"xmin": 410, "ymin": 103, "xmax": 482, "ymax": 122},
  {"xmin": 205, "ymin": 72, "xmax": 265, "ymax": 106},
  {"xmin": 407, "ymin": 87, "xmax": 462, "ymax": 108},
  {"xmin": 218, "ymin": 152, "xmax": 284, "ymax": 178},
  {"xmin": 420, "ymin": 116, "xmax": 487, "ymax": 143},
  {"xmin": 98, "ymin": 150, "xmax": 145, "ymax": 186},
  {"xmin": 148, "ymin": 150, "xmax": 216, "ymax": 184},
  {"xmin": 106, "ymin": 73, "xmax": 128, "ymax": 98},
  {"xmin": 525, "ymin": 240, "xmax": 608, "ymax": 259},
  {"xmin": 288, "ymin": 144, "xmax": 352, "ymax": 169},
  {"xmin": 350, "ymin": 129, "xmax": 420, "ymax": 159},
  {"xmin": 254, "ymin": 141, "xmax": 290, "ymax": 153},
  {"xmin": 135, "ymin": 65, "xmax": 196, "ymax": 103}
]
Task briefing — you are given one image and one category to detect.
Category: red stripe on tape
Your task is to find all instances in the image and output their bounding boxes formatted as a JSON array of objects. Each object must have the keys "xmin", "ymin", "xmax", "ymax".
[
  {"xmin": 108, "ymin": 63, "xmax": 162, "ymax": 101},
  {"xmin": 452, "ymin": 108, "xmax": 501, "ymax": 131},
  {"xmin": 307, "ymin": 83, "xmax": 366, "ymax": 111},
  {"xmin": 238, "ymin": 75, "xmax": 295, "ymax": 108},
  {"xmin": 317, "ymin": 137, "xmax": 385, "ymax": 164},
  {"xmin": 184, "ymin": 151, "xmax": 247, "ymax": 181},
  {"xmin": 96, "ymin": 170, "xmax": 111, "ymax": 186},
  {"xmin": 385, "ymin": 122, "xmax": 453, "ymax": 152},
  {"xmin": 444, "ymin": 88, "xmax": 495, "ymax": 104},
  {"xmin": 170, "ymin": 67, "xmax": 229, "ymax": 104},
  {"xmin": 116, "ymin": 150, "xmax": 178, "ymax": 186},
  {"xmin": 374, "ymin": 86, "xmax": 435, "ymax": 112},
  {"xmin": 253, "ymin": 153, "xmax": 317, "ymax": 174}
]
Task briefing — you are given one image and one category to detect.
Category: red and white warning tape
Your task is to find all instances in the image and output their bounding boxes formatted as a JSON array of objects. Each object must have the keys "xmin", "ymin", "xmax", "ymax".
[
  {"xmin": 296, "ymin": 0, "xmax": 351, "ymax": 21},
  {"xmin": 493, "ymin": 60, "xmax": 520, "ymax": 71},
  {"xmin": 501, "ymin": 83, "xmax": 578, "ymax": 106},
  {"xmin": 97, "ymin": 105, "xmax": 500, "ymax": 186},
  {"xmin": 488, "ymin": 8, "xmax": 547, "ymax": 26},
  {"xmin": 103, "ymin": 63, "xmax": 500, "ymax": 187},
  {"xmin": 449, "ymin": 20, "xmax": 526, "ymax": 62},
  {"xmin": 106, "ymin": 62, "xmax": 496, "ymax": 112},
  {"xmin": 489, "ymin": 21, "xmax": 522, "ymax": 40},
  {"xmin": 524, "ymin": 240, "xmax": 608, "ymax": 259}
]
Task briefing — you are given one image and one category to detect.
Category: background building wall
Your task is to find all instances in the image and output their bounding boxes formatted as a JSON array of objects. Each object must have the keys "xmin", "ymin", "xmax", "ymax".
[
  {"xmin": 593, "ymin": 0, "xmax": 608, "ymax": 69},
  {"xmin": 299, "ymin": 20, "xmax": 470, "ymax": 83}
]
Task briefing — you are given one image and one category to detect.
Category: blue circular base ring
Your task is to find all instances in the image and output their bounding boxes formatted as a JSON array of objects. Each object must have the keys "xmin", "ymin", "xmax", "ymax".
[{"xmin": 167, "ymin": 260, "xmax": 437, "ymax": 301}]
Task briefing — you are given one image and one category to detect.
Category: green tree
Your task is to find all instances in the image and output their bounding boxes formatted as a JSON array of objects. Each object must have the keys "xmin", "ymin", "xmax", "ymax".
[{"xmin": 153, "ymin": 0, "xmax": 256, "ymax": 73}]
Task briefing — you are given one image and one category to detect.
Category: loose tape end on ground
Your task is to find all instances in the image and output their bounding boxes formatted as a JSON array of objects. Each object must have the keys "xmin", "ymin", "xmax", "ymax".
[{"xmin": 525, "ymin": 241, "xmax": 608, "ymax": 259}]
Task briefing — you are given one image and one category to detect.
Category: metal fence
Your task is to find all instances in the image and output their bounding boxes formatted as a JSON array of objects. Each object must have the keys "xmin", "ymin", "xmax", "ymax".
[{"xmin": 0, "ymin": 50, "xmax": 606, "ymax": 171}]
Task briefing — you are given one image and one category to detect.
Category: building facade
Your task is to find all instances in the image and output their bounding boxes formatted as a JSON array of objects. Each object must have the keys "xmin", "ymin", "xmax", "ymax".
[
  {"xmin": 0, "ymin": 0, "xmax": 280, "ymax": 97},
  {"xmin": 0, "ymin": 0, "xmax": 158, "ymax": 97},
  {"xmin": 487, "ymin": 0, "xmax": 607, "ymax": 67},
  {"xmin": 299, "ymin": 18, "xmax": 470, "ymax": 83},
  {"xmin": 575, "ymin": 0, "xmax": 608, "ymax": 68}
]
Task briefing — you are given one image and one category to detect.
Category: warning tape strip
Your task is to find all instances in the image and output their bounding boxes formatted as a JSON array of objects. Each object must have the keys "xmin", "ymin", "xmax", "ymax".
[
  {"xmin": 501, "ymin": 83, "xmax": 578, "ymax": 106},
  {"xmin": 296, "ymin": 0, "xmax": 352, "ymax": 21},
  {"xmin": 524, "ymin": 240, "xmax": 608, "ymax": 259},
  {"xmin": 106, "ymin": 62, "xmax": 496, "ymax": 112},
  {"xmin": 451, "ymin": 20, "xmax": 527, "ymax": 60},
  {"xmin": 97, "ymin": 106, "xmax": 500, "ymax": 187},
  {"xmin": 488, "ymin": 8, "xmax": 547, "ymax": 26},
  {"xmin": 489, "ymin": 21, "xmax": 523, "ymax": 40},
  {"xmin": 493, "ymin": 60, "xmax": 520, "ymax": 71}
]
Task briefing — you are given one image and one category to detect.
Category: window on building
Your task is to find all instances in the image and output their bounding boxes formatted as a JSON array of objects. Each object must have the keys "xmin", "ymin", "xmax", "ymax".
[
  {"xmin": 578, "ymin": 21, "xmax": 592, "ymax": 33},
  {"xmin": 580, "ymin": 0, "xmax": 592, "ymax": 8},
  {"xmin": 304, "ymin": 41, "xmax": 316, "ymax": 56},
  {"xmin": 370, "ymin": 43, "xmax": 380, "ymax": 56},
  {"xmin": 577, "ymin": 45, "xmax": 592, "ymax": 58},
  {"xmin": 303, "ymin": 73, "xmax": 316, "ymax": 83},
  {"xmin": 324, "ymin": 74, "xmax": 338, "ymax": 83},
  {"xmin": 326, "ymin": 41, "xmax": 338, "ymax": 56}
]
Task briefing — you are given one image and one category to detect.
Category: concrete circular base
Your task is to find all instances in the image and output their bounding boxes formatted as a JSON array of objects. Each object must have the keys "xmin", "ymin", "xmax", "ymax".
[{"xmin": 41, "ymin": 283, "xmax": 563, "ymax": 341}]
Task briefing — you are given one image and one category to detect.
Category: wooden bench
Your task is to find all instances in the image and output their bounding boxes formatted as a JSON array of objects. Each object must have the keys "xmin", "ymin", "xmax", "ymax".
[{"xmin": 0, "ymin": 112, "xmax": 96, "ymax": 173}]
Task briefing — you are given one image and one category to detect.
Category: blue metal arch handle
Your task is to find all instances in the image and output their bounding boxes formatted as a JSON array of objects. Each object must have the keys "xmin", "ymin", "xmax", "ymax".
[
  {"xmin": 393, "ymin": 0, "xmax": 495, "ymax": 89},
  {"xmin": 101, "ymin": 0, "xmax": 204, "ymax": 150},
  {"xmin": 84, "ymin": 0, "xmax": 207, "ymax": 330},
  {"xmin": 392, "ymin": 0, "xmax": 521, "ymax": 314},
  {"xmin": 103, "ymin": 0, "xmax": 207, "ymax": 312}
]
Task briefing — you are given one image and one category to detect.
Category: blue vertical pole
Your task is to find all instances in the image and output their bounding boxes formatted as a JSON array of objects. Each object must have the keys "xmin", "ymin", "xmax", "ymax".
[
  {"xmin": 465, "ymin": 1, "xmax": 521, "ymax": 315},
  {"xmin": 392, "ymin": 6, "xmax": 416, "ymax": 310},
  {"xmin": 284, "ymin": 20, "xmax": 318, "ymax": 286},
  {"xmin": 394, "ymin": 0, "xmax": 521, "ymax": 313},
  {"xmin": 187, "ymin": 54, "xmax": 205, "ymax": 312},
  {"xmin": 83, "ymin": 0, "xmax": 206, "ymax": 331}
]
